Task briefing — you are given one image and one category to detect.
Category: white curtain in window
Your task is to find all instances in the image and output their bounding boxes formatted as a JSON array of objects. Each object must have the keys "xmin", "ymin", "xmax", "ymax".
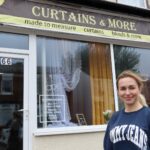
[
  {"xmin": 61, "ymin": 40, "xmax": 82, "ymax": 91},
  {"xmin": 118, "ymin": 0, "xmax": 145, "ymax": 8},
  {"xmin": 41, "ymin": 38, "xmax": 82, "ymax": 127}
]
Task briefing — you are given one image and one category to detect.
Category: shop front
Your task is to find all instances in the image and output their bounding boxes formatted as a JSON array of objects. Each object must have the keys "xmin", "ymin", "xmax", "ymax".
[{"xmin": 0, "ymin": 0, "xmax": 150, "ymax": 150}]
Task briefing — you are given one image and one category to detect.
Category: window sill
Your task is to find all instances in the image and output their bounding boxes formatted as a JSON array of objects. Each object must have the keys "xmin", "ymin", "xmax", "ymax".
[{"xmin": 34, "ymin": 124, "xmax": 107, "ymax": 136}]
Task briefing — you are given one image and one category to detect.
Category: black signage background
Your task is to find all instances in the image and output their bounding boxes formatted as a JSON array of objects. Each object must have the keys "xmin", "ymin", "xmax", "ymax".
[{"xmin": 0, "ymin": 0, "xmax": 150, "ymax": 42}]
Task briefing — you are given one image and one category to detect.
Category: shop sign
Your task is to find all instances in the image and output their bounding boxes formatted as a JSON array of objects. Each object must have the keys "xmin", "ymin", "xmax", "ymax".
[
  {"xmin": 0, "ymin": 0, "xmax": 150, "ymax": 42},
  {"xmin": 39, "ymin": 95, "xmax": 65, "ymax": 123},
  {"xmin": 0, "ymin": 57, "xmax": 12, "ymax": 65}
]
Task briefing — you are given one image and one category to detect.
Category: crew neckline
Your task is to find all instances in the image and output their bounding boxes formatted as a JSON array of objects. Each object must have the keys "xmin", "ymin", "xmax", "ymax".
[{"xmin": 123, "ymin": 106, "xmax": 145, "ymax": 114}]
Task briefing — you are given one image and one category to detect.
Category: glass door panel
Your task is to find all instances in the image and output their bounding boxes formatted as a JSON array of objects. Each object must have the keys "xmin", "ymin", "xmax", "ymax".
[{"xmin": 0, "ymin": 56, "xmax": 25, "ymax": 150}]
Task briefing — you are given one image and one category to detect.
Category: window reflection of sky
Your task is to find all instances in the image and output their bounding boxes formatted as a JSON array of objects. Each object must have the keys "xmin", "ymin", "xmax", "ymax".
[
  {"xmin": 118, "ymin": 0, "xmax": 145, "ymax": 8},
  {"xmin": 114, "ymin": 45, "xmax": 150, "ymax": 79},
  {"xmin": 135, "ymin": 48, "xmax": 150, "ymax": 78},
  {"xmin": 0, "ymin": 32, "xmax": 29, "ymax": 50}
]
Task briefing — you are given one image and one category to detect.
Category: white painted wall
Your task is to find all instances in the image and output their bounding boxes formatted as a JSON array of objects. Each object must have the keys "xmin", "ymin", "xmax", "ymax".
[{"xmin": 32, "ymin": 132, "xmax": 105, "ymax": 150}]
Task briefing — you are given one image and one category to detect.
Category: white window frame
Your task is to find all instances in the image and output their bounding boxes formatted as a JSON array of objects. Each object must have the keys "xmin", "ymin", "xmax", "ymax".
[
  {"xmin": 0, "ymin": 51, "xmax": 29, "ymax": 150},
  {"xmin": 33, "ymin": 42, "xmax": 119, "ymax": 136},
  {"xmin": 31, "ymin": 34, "xmax": 113, "ymax": 136}
]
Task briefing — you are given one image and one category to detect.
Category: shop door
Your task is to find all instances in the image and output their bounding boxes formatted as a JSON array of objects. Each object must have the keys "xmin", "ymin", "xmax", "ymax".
[{"xmin": 0, "ymin": 53, "xmax": 28, "ymax": 150}]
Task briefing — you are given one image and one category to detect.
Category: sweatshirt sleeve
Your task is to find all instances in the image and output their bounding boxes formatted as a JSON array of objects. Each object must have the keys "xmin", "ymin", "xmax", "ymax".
[
  {"xmin": 103, "ymin": 111, "xmax": 119, "ymax": 150},
  {"xmin": 146, "ymin": 108, "xmax": 150, "ymax": 148},
  {"xmin": 103, "ymin": 123, "xmax": 113, "ymax": 150}
]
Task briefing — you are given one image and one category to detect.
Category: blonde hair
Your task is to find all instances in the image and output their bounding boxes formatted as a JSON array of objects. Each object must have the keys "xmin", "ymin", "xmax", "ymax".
[{"xmin": 117, "ymin": 70, "xmax": 148, "ymax": 107}]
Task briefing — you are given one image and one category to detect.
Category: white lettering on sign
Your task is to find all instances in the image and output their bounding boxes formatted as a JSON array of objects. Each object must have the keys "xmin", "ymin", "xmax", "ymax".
[{"xmin": 0, "ymin": 58, "xmax": 12, "ymax": 65}]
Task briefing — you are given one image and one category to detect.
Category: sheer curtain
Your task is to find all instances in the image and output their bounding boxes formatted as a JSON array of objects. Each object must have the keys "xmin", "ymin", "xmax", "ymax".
[
  {"xmin": 40, "ymin": 38, "xmax": 82, "ymax": 127},
  {"xmin": 89, "ymin": 43, "xmax": 115, "ymax": 124}
]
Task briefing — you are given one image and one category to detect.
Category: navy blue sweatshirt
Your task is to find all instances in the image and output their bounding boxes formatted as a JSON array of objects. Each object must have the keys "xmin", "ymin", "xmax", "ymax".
[{"xmin": 104, "ymin": 107, "xmax": 150, "ymax": 150}]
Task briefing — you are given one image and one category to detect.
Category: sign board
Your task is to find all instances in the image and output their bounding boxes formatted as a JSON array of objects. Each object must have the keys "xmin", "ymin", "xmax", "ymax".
[
  {"xmin": 76, "ymin": 114, "xmax": 87, "ymax": 125},
  {"xmin": 39, "ymin": 95, "xmax": 65, "ymax": 123},
  {"xmin": 0, "ymin": 57, "xmax": 12, "ymax": 65},
  {"xmin": 0, "ymin": 0, "xmax": 150, "ymax": 42}
]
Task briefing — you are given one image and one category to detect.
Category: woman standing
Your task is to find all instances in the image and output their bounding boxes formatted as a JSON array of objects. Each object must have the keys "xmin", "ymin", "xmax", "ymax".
[{"xmin": 103, "ymin": 70, "xmax": 150, "ymax": 150}]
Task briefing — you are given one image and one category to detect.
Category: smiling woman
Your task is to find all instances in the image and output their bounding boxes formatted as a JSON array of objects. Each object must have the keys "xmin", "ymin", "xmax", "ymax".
[
  {"xmin": 103, "ymin": 70, "xmax": 150, "ymax": 150},
  {"xmin": 117, "ymin": 70, "xmax": 148, "ymax": 110}
]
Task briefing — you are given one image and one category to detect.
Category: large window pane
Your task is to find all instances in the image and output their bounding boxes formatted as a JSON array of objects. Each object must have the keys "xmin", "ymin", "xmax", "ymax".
[
  {"xmin": 0, "ymin": 32, "xmax": 29, "ymax": 50},
  {"xmin": 114, "ymin": 45, "xmax": 150, "ymax": 108},
  {"xmin": 118, "ymin": 0, "xmax": 146, "ymax": 8},
  {"xmin": 37, "ymin": 36, "xmax": 115, "ymax": 128}
]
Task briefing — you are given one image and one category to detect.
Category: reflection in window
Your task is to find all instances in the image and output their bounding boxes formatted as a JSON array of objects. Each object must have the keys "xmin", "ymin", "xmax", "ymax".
[
  {"xmin": 1, "ymin": 74, "xmax": 13, "ymax": 95},
  {"xmin": 37, "ymin": 36, "xmax": 115, "ymax": 128},
  {"xmin": 0, "ymin": 32, "xmax": 29, "ymax": 50},
  {"xmin": 118, "ymin": 0, "xmax": 146, "ymax": 8},
  {"xmin": 114, "ymin": 45, "xmax": 150, "ymax": 107}
]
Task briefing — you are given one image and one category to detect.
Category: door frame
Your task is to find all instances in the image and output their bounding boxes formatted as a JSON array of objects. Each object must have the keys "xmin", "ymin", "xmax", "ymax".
[{"xmin": 0, "ymin": 52, "xmax": 29, "ymax": 150}]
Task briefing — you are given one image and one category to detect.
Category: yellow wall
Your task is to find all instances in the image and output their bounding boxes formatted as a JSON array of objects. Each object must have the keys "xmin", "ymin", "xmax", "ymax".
[{"xmin": 33, "ymin": 132, "xmax": 105, "ymax": 150}]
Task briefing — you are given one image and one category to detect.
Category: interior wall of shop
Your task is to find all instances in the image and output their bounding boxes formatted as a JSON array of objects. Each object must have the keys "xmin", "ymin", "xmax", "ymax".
[{"xmin": 32, "ymin": 132, "xmax": 104, "ymax": 150}]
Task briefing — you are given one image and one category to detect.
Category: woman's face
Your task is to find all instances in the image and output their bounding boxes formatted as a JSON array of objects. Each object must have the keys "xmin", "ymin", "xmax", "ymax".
[{"xmin": 118, "ymin": 77, "xmax": 141, "ymax": 106}]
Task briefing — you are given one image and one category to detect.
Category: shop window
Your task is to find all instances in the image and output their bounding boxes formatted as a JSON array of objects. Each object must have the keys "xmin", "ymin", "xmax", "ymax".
[
  {"xmin": 117, "ymin": 0, "xmax": 146, "ymax": 8},
  {"xmin": 36, "ymin": 36, "xmax": 115, "ymax": 128},
  {"xmin": 0, "ymin": 32, "xmax": 29, "ymax": 50},
  {"xmin": 114, "ymin": 45, "xmax": 150, "ymax": 108}
]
